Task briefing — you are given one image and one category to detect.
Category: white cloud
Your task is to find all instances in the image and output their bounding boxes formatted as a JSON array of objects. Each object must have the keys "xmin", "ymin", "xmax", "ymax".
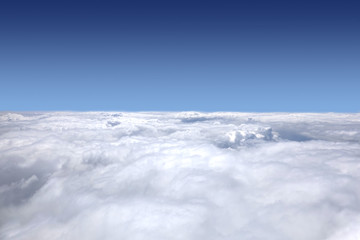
[{"xmin": 1, "ymin": 112, "xmax": 360, "ymax": 240}]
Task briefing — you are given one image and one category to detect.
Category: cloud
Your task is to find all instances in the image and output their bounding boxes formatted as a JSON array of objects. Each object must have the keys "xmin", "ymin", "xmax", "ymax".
[{"xmin": 1, "ymin": 112, "xmax": 360, "ymax": 240}]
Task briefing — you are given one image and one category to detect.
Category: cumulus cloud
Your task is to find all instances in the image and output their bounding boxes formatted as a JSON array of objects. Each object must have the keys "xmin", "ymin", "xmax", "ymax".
[{"xmin": 1, "ymin": 112, "xmax": 360, "ymax": 240}]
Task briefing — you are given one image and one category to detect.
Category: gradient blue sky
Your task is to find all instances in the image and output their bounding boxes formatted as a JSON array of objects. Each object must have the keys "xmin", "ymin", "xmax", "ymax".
[{"xmin": 1, "ymin": 0, "xmax": 359, "ymax": 112}]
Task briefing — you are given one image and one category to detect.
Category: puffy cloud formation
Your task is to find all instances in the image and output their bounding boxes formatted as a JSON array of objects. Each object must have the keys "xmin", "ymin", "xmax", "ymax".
[{"xmin": 1, "ymin": 112, "xmax": 360, "ymax": 240}]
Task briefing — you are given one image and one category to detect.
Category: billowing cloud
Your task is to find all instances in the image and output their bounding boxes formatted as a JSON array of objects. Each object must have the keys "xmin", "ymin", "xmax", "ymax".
[{"xmin": 1, "ymin": 112, "xmax": 360, "ymax": 240}]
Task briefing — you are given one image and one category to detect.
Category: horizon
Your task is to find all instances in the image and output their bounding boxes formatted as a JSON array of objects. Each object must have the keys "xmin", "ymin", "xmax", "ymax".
[{"xmin": 2, "ymin": 110, "xmax": 360, "ymax": 114}]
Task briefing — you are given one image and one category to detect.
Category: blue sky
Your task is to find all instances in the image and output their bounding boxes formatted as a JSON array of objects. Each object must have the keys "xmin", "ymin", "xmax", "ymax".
[{"xmin": 1, "ymin": 0, "xmax": 359, "ymax": 112}]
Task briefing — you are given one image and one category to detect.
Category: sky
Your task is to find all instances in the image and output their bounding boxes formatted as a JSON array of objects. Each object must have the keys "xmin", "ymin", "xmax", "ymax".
[{"xmin": 0, "ymin": 0, "xmax": 359, "ymax": 112}]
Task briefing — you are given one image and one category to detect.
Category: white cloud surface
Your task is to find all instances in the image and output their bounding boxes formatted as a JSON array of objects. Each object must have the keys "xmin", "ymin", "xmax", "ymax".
[{"xmin": 1, "ymin": 112, "xmax": 360, "ymax": 240}]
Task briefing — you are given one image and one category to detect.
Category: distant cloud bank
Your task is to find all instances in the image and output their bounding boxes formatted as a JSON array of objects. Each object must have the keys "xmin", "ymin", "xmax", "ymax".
[{"xmin": 1, "ymin": 112, "xmax": 360, "ymax": 240}]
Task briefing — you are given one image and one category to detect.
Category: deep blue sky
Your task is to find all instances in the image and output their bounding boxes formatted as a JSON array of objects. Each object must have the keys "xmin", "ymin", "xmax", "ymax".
[{"xmin": 1, "ymin": 0, "xmax": 359, "ymax": 111}]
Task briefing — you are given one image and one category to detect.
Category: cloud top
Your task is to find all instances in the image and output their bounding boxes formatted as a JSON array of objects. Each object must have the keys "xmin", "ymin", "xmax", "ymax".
[{"xmin": 1, "ymin": 112, "xmax": 360, "ymax": 240}]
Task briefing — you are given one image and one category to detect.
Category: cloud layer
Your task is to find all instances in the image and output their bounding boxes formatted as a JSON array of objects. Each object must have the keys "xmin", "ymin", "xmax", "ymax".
[{"xmin": 1, "ymin": 112, "xmax": 360, "ymax": 240}]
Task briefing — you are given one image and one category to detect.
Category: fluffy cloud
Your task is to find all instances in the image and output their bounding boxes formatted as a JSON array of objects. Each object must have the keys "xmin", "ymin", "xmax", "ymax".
[{"xmin": 1, "ymin": 112, "xmax": 360, "ymax": 240}]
